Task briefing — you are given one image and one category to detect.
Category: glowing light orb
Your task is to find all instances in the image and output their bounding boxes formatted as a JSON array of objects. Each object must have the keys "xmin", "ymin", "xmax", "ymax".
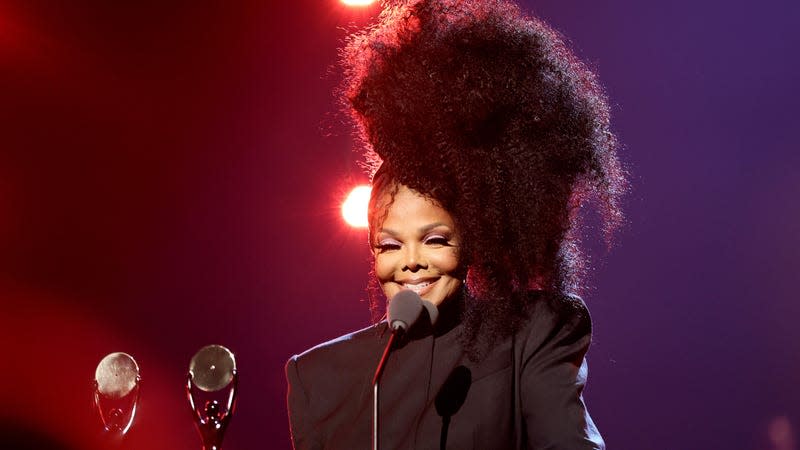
[
  {"xmin": 342, "ymin": 0, "xmax": 377, "ymax": 6},
  {"xmin": 342, "ymin": 185, "xmax": 371, "ymax": 228}
]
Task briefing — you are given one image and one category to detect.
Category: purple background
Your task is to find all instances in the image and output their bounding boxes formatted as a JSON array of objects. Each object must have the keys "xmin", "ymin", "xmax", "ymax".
[{"xmin": 1, "ymin": 0, "xmax": 798, "ymax": 448}]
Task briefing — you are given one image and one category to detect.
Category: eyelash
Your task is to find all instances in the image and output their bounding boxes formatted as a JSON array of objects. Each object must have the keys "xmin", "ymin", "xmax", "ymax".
[
  {"xmin": 374, "ymin": 235, "xmax": 451, "ymax": 252},
  {"xmin": 374, "ymin": 242, "xmax": 400, "ymax": 252},
  {"xmin": 424, "ymin": 235, "xmax": 450, "ymax": 245}
]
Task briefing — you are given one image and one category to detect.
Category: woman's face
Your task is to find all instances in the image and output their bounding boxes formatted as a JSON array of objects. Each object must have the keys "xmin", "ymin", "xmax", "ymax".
[{"xmin": 371, "ymin": 184, "xmax": 462, "ymax": 306}]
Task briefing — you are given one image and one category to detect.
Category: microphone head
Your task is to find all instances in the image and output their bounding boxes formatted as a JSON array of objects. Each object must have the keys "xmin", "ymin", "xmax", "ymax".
[
  {"xmin": 95, "ymin": 352, "xmax": 139, "ymax": 399},
  {"xmin": 388, "ymin": 290, "xmax": 423, "ymax": 332},
  {"xmin": 420, "ymin": 298, "xmax": 439, "ymax": 326},
  {"xmin": 189, "ymin": 345, "xmax": 236, "ymax": 392}
]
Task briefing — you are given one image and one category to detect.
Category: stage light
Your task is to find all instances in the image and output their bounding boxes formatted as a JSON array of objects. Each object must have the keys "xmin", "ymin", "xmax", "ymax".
[
  {"xmin": 342, "ymin": 0, "xmax": 377, "ymax": 6},
  {"xmin": 342, "ymin": 185, "xmax": 371, "ymax": 228}
]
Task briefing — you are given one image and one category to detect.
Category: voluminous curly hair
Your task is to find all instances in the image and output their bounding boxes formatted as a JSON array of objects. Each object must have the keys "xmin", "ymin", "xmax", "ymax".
[{"xmin": 342, "ymin": 0, "xmax": 626, "ymax": 353}]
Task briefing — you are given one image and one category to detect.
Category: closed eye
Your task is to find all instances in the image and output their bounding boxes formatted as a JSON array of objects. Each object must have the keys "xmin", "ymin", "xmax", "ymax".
[
  {"xmin": 424, "ymin": 235, "xmax": 451, "ymax": 246},
  {"xmin": 374, "ymin": 238, "xmax": 401, "ymax": 252}
]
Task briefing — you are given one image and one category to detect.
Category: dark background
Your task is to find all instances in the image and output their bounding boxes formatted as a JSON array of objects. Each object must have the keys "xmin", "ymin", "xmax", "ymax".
[{"xmin": 1, "ymin": 0, "xmax": 798, "ymax": 448}]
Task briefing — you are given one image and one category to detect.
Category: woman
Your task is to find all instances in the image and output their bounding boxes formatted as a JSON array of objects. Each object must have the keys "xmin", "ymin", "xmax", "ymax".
[{"xmin": 286, "ymin": 0, "xmax": 625, "ymax": 448}]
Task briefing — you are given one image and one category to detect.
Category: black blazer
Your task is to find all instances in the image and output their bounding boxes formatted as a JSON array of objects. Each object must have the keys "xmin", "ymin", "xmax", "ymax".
[{"xmin": 286, "ymin": 292, "xmax": 604, "ymax": 449}]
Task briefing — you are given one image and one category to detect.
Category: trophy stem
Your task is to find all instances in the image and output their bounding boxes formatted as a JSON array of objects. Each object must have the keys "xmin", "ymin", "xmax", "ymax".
[{"xmin": 187, "ymin": 370, "xmax": 238, "ymax": 450}]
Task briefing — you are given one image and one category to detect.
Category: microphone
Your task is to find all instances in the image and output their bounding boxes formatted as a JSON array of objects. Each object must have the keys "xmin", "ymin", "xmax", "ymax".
[
  {"xmin": 187, "ymin": 344, "xmax": 238, "ymax": 450},
  {"xmin": 421, "ymin": 297, "xmax": 439, "ymax": 327},
  {"xmin": 387, "ymin": 289, "xmax": 424, "ymax": 333},
  {"xmin": 387, "ymin": 289, "xmax": 440, "ymax": 333},
  {"xmin": 93, "ymin": 352, "xmax": 140, "ymax": 436},
  {"xmin": 372, "ymin": 290, "xmax": 438, "ymax": 450}
]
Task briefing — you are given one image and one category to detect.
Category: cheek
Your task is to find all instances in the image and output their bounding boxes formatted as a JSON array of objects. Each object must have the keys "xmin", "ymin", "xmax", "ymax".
[
  {"xmin": 431, "ymin": 248, "xmax": 460, "ymax": 274},
  {"xmin": 373, "ymin": 254, "xmax": 393, "ymax": 282}
]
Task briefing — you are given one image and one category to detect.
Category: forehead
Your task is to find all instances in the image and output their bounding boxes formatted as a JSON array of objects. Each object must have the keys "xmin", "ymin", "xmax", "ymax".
[{"xmin": 373, "ymin": 185, "xmax": 455, "ymax": 232}]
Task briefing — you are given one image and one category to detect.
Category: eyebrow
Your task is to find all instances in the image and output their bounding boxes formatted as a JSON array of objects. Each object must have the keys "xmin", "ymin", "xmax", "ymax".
[{"xmin": 376, "ymin": 222, "xmax": 451, "ymax": 236}]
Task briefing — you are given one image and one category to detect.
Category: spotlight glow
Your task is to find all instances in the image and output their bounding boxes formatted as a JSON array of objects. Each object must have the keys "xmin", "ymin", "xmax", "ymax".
[
  {"xmin": 342, "ymin": 185, "xmax": 371, "ymax": 228},
  {"xmin": 342, "ymin": 0, "xmax": 376, "ymax": 6}
]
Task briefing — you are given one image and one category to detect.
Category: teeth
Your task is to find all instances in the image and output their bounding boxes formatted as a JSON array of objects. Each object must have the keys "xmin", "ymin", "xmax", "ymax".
[{"xmin": 403, "ymin": 281, "xmax": 432, "ymax": 293}]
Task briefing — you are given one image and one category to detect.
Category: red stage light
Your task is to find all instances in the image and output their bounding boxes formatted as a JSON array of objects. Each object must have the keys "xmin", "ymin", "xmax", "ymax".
[
  {"xmin": 342, "ymin": 0, "xmax": 377, "ymax": 6},
  {"xmin": 342, "ymin": 185, "xmax": 371, "ymax": 228}
]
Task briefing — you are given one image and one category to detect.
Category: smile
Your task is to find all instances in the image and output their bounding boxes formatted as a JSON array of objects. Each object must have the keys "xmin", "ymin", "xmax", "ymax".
[{"xmin": 400, "ymin": 278, "xmax": 438, "ymax": 296}]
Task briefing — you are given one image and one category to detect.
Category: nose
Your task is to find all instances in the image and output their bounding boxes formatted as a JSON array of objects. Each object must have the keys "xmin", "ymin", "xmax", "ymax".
[{"xmin": 402, "ymin": 244, "xmax": 427, "ymax": 272}]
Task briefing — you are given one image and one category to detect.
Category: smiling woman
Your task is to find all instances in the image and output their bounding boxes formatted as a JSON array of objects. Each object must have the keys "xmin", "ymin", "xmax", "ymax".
[{"xmin": 286, "ymin": 0, "xmax": 625, "ymax": 448}]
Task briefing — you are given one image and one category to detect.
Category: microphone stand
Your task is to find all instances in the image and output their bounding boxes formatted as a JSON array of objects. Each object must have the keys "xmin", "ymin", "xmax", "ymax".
[
  {"xmin": 372, "ymin": 329, "xmax": 400, "ymax": 450},
  {"xmin": 372, "ymin": 290, "xmax": 432, "ymax": 450}
]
